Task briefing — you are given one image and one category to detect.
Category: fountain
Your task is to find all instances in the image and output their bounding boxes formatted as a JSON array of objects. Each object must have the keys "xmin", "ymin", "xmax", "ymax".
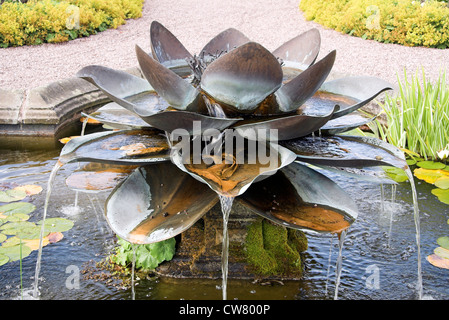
[{"xmin": 29, "ymin": 21, "xmax": 425, "ymax": 300}]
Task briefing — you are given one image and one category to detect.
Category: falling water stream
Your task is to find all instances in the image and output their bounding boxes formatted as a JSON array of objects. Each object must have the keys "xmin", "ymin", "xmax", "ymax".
[
  {"xmin": 333, "ymin": 230, "xmax": 347, "ymax": 300},
  {"xmin": 32, "ymin": 160, "xmax": 63, "ymax": 299},
  {"xmin": 219, "ymin": 195, "xmax": 235, "ymax": 300},
  {"xmin": 405, "ymin": 168, "xmax": 423, "ymax": 300}
]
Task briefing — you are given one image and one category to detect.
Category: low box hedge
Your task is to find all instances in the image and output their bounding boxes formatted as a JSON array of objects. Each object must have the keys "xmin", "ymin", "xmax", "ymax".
[
  {"xmin": 0, "ymin": 0, "xmax": 144, "ymax": 47},
  {"xmin": 299, "ymin": 0, "xmax": 449, "ymax": 49}
]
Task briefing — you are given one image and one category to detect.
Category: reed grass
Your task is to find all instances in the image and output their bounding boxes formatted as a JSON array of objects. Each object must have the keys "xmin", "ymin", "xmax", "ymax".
[{"xmin": 377, "ymin": 69, "xmax": 449, "ymax": 161}]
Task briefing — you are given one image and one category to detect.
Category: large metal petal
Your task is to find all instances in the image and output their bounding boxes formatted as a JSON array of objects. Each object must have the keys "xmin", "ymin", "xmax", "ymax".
[
  {"xmin": 81, "ymin": 102, "xmax": 152, "ymax": 130},
  {"xmin": 272, "ymin": 28, "xmax": 321, "ymax": 70},
  {"xmin": 234, "ymin": 105, "xmax": 338, "ymax": 141},
  {"xmin": 237, "ymin": 162, "xmax": 358, "ymax": 234},
  {"xmin": 275, "ymin": 50, "xmax": 336, "ymax": 113},
  {"xmin": 310, "ymin": 164, "xmax": 398, "ymax": 185},
  {"xmin": 319, "ymin": 113, "xmax": 376, "ymax": 135},
  {"xmin": 76, "ymin": 65, "xmax": 157, "ymax": 114},
  {"xmin": 170, "ymin": 141, "xmax": 297, "ymax": 197},
  {"xmin": 138, "ymin": 110, "xmax": 241, "ymax": 134},
  {"xmin": 281, "ymin": 135, "xmax": 407, "ymax": 169},
  {"xmin": 200, "ymin": 28, "xmax": 250, "ymax": 62},
  {"xmin": 201, "ymin": 42, "xmax": 283, "ymax": 112},
  {"xmin": 65, "ymin": 162, "xmax": 138, "ymax": 193},
  {"xmin": 105, "ymin": 162, "xmax": 218, "ymax": 244},
  {"xmin": 59, "ymin": 129, "xmax": 170, "ymax": 165},
  {"xmin": 136, "ymin": 44, "xmax": 200, "ymax": 111},
  {"xmin": 150, "ymin": 21, "xmax": 193, "ymax": 77},
  {"xmin": 301, "ymin": 76, "xmax": 393, "ymax": 119}
]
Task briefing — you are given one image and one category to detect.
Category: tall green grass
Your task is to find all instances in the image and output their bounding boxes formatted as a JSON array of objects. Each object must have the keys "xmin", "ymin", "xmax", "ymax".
[{"xmin": 377, "ymin": 70, "xmax": 449, "ymax": 161}]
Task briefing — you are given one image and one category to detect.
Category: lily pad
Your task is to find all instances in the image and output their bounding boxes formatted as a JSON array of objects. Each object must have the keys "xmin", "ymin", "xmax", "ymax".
[
  {"xmin": 0, "ymin": 221, "xmax": 38, "ymax": 236},
  {"xmin": 14, "ymin": 185, "xmax": 43, "ymax": 196},
  {"xmin": 0, "ymin": 253, "xmax": 9, "ymax": 266},
  {"xmin": 37, "ymin": 218, "xmax": 74, "ymax": 233},
  {"xmin": 416, "ymin": 161, "xmax": 446, "ymax": 170},
  {"xmin": 22, "ymin": 237, "xmax": 50, "ymax": 251},
  {"xmin": 414, "ymin": 168, "xmax": 449, "ymax": 184},
  {"xmin": 0, "ymin": 243, "xmax": 32, "ymax": 262},
  {"xmin": 437, "ymin": 236, "xmax": 449, "ymax": 250},
  {"xmin": 434, "ymin": 246, "xmax": 449, "ymax": 259},
  {"xmin": 435, "ymin": 176, "xmax": 449, "ymax": 190},
  {"xmin": 431, "ymin": 188, "xmax": 449, "ymax": 205},
  {"xmin": 0, "ymin": 233, "xmax": 6, "ymax": 242},
  {"xmin": 1, "ymin": 236, "xmax": 21, "ymax": 247},
  {"xmin": 382, "ymin": 166, "xmax": 409, "ymax": 183},
  {"xmin": 3, "ymin": 213, "xmax": 30, "ymax": 222},
  {"xmin": 406, "ymin": 158, "xmax": 417, "ymax": 166},
  {"xmin": 15, "ymin": 225, "xmax": 48, "ymax": 240},
  {"xmin": 427, "ymin": 254, "xmax": 449, "ymax": 269},
  {"xmin": 0, "ymin": 189, "xmax": 27, "ymax": 203},
  {"xmin": 0, "ymin": 202, "xmax": 36, "ymax": 215}
]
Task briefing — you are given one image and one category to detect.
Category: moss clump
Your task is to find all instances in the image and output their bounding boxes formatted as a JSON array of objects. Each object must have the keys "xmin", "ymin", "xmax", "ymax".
[{"xmin": 245, "ymin": 218, "xmax": 308, "ymax": 277}]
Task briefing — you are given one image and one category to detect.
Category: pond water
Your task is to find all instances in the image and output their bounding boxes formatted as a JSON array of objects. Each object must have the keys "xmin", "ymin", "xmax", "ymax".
[{"xmin": 0, "ymin": 133, "xmax": 448, "ymax": 300}]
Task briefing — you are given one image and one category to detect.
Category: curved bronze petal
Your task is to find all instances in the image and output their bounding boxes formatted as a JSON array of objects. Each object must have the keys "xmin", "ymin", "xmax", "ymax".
[
  {"xmin": 105, "ymin": 162, "xmax": 218, "ymax": 244},
  {"xmin": 237, "ymin": 162, "xmax": 358, "ymax": 234},
  {"xmin": 200, "ymin": 28, "xmax": 250, "ymax": 61},
  {"xmin": 303, "ymin": 76, "xmax": 392, "ymax": 119},
  {"xmin": 81, "ymin": 102, "xmax": 153, "ymax": 130},
  {"xmin": 234, "ymin": 105, "xmax": 338, "ymax": 141},
  {"xmin": 272, "ymin": 28, "xmax": 321, "ymax": 70},
  {"xmin": 201, "ymin": 42, "xmax": 283, "ymax": 112},
  {"xmin": 311, "ymin": 164, "xmax": 398, "ymax": 185},
  {"xmin": 320, "ymin": 113, "xmax": 376, "ymax": 135},
  {"xmin": 150, "ymin": 21, "xmax": 193, "ymax": 77},
  {"xmin": 136, "ymin": 45, "xmax": 200, "ymax": 111},
  {"xmin": 281, "ymin": 135, "xmax": 407, "ymax": 169},
  {"xmin": 275, "ymin": 50, "xmax": 336, "ymax": 113},
  {"xmin": 171, "ymin": 141, "xmax": 297, "ymax": 197},
  {"xmin": 138, "ymin": 110, "xmax": 241, "ymax": 134},
  {"xmin": 59, "ymin": 129, "xmax": 170, "ymax": 165},
  {"xmin": 65, "ymin": 163, "xmax": 137, "ymax": 193},
  {"xmin": 76, "ymin": 65, "xmax": 155, "ymax": 114}
]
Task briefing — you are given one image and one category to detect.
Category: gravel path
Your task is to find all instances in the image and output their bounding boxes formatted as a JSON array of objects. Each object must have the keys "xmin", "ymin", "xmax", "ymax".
[{"xmin": 1, "ymin": 0, "xmax": 448, "ymax": 90}]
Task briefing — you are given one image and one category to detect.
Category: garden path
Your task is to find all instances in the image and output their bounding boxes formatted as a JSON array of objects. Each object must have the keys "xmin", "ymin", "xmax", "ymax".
[{"xmin": 1, "ymin": 0, "xmax": 448, "ymax": 90}]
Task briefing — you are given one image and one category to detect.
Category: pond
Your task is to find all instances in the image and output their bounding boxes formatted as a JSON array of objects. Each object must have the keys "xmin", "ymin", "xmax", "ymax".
[{"xmin": 0, "ymin": 132, "xmax": 448, "ymax": 301}]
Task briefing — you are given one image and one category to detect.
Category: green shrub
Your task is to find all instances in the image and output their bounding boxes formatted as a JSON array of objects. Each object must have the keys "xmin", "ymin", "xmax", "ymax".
[
  {"xmin": 0, "ymin": 0, "xmax": 144, "ymax": 47},
  {"xmin": 299, "ymin": 0, "xmax": 449, "ymax": 48}
]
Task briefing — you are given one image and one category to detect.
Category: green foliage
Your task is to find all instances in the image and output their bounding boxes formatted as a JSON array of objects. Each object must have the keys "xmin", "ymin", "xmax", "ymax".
[
  {"xmin": 0, "ymin": 0, "xmax": 144, "ymax": 47},
  {"xmin": 299, "ymin": 0, "xmax": 449, "ymax": 48},
  {"xmin": 376, "ymin": 69, "xmax": 449, "ymax": 162},
  {"xmin": 110, "ymin": 236, "xmax": 176, "ymax": 271}
]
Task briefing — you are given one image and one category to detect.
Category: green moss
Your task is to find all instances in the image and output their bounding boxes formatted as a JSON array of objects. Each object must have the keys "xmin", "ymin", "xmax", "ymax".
[{"xmin": 245, "ymin": 218, "xmax": 308, "ymax": 277}]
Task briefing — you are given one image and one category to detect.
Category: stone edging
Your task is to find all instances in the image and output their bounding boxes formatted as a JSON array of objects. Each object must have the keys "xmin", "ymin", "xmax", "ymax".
[{"xmin": 0, "ymin": 67, "xmax": 143, "ymax": 137}]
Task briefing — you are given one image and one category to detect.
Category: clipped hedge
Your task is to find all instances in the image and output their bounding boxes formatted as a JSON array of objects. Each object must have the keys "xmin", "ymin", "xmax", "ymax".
[
  {"xmin": 299, "ymin": 0, "xmax": 449, "ymax": 48},
  {"xmin": 0, "ymin": 0, "xmax": 144, "ymax": 47}
]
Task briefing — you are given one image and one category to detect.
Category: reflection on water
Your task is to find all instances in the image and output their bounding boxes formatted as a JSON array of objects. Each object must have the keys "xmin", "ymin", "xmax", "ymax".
[{"xmin": 0, "ymin": 137, "xmax": 448, "ymax": 300}]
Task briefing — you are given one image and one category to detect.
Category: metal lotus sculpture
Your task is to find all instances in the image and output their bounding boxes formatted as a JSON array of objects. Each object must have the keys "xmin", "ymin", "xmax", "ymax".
[{"xmin": 58, "ymin": 21, "xmax": 409, "ymax": 296}]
